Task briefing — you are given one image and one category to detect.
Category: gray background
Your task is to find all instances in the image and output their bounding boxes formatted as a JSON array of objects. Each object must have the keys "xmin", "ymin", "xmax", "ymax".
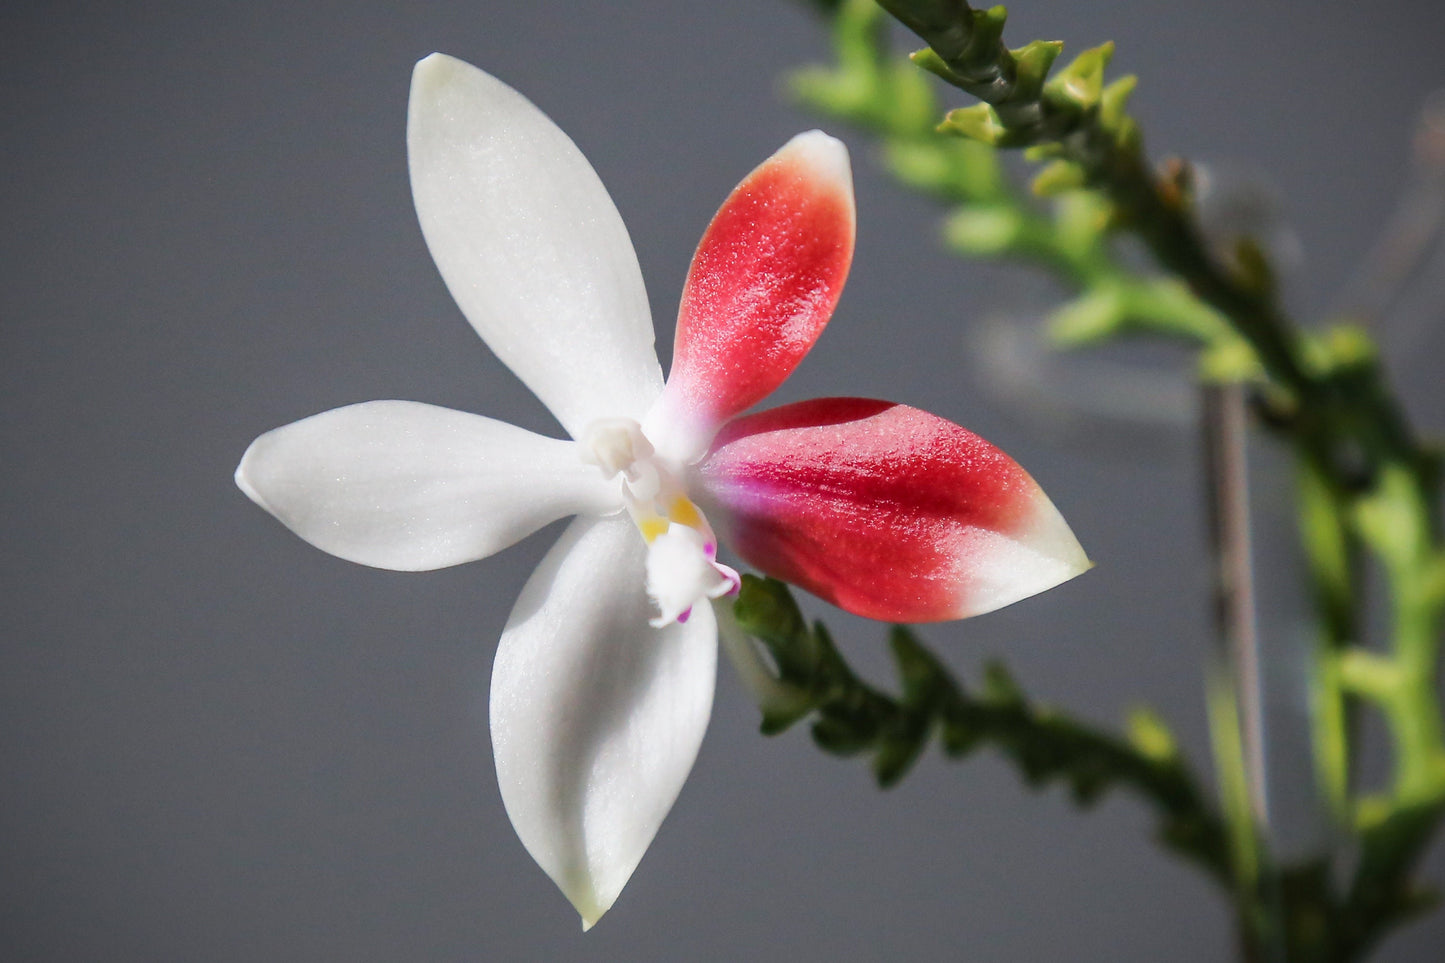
[{"xmin": 4, "ymin": 0, "xmax": 1444, "ymax": 959}]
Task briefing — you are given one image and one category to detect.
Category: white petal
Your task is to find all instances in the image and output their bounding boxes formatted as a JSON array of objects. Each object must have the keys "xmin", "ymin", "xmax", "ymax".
[
  {"xmin": 408, "ymin": 54, "xmax": 664, "ymax": 438},
  {"xmin": 491, "ymin": 515, "xmax": 717, "ymax": 928},
  {"xmin": 236, "ymin": 401, "xmax": 620, "ymax": 571}
]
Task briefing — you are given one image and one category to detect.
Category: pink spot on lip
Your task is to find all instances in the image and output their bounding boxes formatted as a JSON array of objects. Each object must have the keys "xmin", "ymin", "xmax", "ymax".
[{"xmin": 677, "ymin": 606, "xmax": 693, "ymax": 624}]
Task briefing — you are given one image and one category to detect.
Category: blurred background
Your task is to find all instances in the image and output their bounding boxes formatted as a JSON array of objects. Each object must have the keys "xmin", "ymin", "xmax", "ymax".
[{"xmin": 3, "ymin": 0, "xmax": 1444, "ymax": 959}]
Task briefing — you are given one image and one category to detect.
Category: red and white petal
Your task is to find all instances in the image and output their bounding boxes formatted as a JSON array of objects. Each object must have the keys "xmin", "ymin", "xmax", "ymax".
[
  {"xmin": 235, "ymin": 401, "xmax": 619, "ymax": 571},
  {"xmin": 491, "ymin": 515, "xmax": 717, "ymax": 929},
  {"xmin": 695, "ymin": 398, "xmax": 1090, "ymax": 622},
  {"xmin": 408, "ymin": 55, "xmax": 663, "ymax": 438},
  {"xmin": 645, "ymin": 131, "xmax": 855, "ymax": 462}
]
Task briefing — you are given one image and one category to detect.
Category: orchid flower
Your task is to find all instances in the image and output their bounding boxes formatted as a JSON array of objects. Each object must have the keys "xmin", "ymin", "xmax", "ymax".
[{"xmin": 236, "ymin": 53, "xmax": 1090, "ymax": 928}]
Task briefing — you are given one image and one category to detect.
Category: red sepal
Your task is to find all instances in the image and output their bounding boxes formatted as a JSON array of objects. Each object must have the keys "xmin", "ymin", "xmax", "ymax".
[{"xmin": 697, "ymin": 398, "xmax": 1088, "ymax": 622}]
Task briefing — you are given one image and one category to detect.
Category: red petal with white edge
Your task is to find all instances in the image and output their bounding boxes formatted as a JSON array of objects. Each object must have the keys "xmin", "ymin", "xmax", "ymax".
[
  {"xmin": 645, "ymin": 132, "xmax": 855, "ymax": 462},
  {"xmin": 695, "ymin": 398, "xmax": 1091, "ymax": 622}
]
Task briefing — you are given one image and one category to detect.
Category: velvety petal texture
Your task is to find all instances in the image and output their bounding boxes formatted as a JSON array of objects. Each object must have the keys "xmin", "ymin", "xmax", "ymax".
[
  {"xmin": 645, "ymin": 131, "xmax": 855, "ymax": 461},
  {"xmin": 236, "ymin": 401, "xmax": 620, "ymax": 571},
  {"xmin": 695, "ymin": 398, "xmax": 1090, "ymax": 622},
  {"xmin": 409, "ymin": 54, "xmax": 663, "ymax": 438},
  {"xmin": 490, "ymin": 515, "xmax": 717, "ymax": 928}
]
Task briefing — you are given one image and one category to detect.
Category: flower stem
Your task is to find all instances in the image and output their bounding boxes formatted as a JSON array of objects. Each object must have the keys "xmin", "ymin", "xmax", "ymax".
[
  {"xmin": 780, "ymin": 0, "xmax": 1445, "ymax": 957},
  {"xmin": 731, "ymin": 575, "xmax": 1233, "ymax": 882}
]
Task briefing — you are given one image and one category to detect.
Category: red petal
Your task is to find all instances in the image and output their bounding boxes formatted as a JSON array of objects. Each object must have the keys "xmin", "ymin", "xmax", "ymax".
[
  {"xmin": 695, "ymin": 398, "xmax": 1090, "ymax": 622},
  {"xmin": 646, "ymin": 132, "xmax": 855, "ymax": 461}
]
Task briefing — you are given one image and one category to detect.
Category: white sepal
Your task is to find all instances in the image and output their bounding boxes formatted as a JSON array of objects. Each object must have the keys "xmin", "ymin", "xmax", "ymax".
[
  {"xmin": 490, "ymin": 515, "xmax": 716, "ymax": 928},
  {"xmin": 408, "ymin": 54, "xmax": 664, "ymax": 438},
  {"xmin": 235, "ymin": 400, "xmax": 619, "ymax": 571}
]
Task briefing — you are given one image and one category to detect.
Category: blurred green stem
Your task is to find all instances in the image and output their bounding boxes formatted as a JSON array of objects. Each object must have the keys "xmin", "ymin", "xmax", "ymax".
[
  {"xmin": 728, "ymin": 576, "xmax": 1232, "ymax": 882},
  {"xmin": 765, "ymin": 0, "xmax": 1445, "ymax": 958}
]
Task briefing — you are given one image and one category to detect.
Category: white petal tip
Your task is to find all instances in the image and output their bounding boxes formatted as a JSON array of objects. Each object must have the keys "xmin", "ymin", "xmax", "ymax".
[
  {"xmin": 956, "ymin": 493, "xmax": 1092, "ymax": 618},
  {"xmin": 233, "ymin": 438, "xmax": 267, "ymax": 509},
  {"xmin": 561, "ymin": 860, "xmax": 617, "ymax": 931},
  {"xmin": 568, "ymin": 876, "xmax": 619, "ymax": 931},
  {"xmin": 1010, "ymin": 493, "xmax": 1093, "ymax": 593},
  {"xmin": 780, "ymin": 129, "xmax": 852, "ymax": 193},
  {"xmin": 411, "ymin": 51, "xmax": 466, "ymax": 89},
  {"xmin": 557, "ymin": 837, "xmax": 620, "ymax": 930},
  {"xmin": 409, "ymin": 53, "xmax": 494, "ymax": 118}
]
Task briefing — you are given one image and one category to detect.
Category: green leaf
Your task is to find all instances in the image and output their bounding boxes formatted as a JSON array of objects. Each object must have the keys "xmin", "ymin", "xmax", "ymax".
[
  {"xmin": 961, "ymin": 5, "xmax": 1009, "ymax": 66},
  {"xmin": 1032, "ymin": 158, "xmax": 1085, "ymax": 196},
  {"xmin": 982, "ymin": 660, "xmax": 1024, "ymax": 705},
  {"xmin": 1047, "ymin": 285, "xmax": 1124, "ymax": 344},
  {"xmin": 1045, "ymin": 42, "xmax": 1114, "ymax": 111},
  {"xmin": 1231, "ymin": 237, "xmax": 1276, "ymax": 299},
  {"xmin": 910, "ymin": 46, "xmax": 962, "ymax": 84},
  {"xmin": 812, "ymin": 714, "xmax": 871, "ymax": 755},
  {"xmin": 890, "ymin": 627, "xmax": 942, "ymax": 702},
  {"xmin": 1010, "ymin": 39, "xmax": 1064, "ymax": 100},
  {"xmin": 734, "ymin": 575, "xmax": 806, "ymax": 647},
  {"xmin": 1320, "ymin": 324, "xmax": 1377, "ymax": 370},
  {"xmin": 1127, "ymin": 707, "xmax": 1179, "ymax": 762},
  {"xmin": 733, "ymin": 574, "xmax": 820, "ymax": 688},
  {"xmin": 940, "ymin": 103, "xmax": 1007, "ymax": 144},
  {"xmin": 1099, "ymin": 74, "xmax": 1138, "ymax": 130},
  {"xmin": 1022, "ymin": 142, "xmax": 1064, "ymax": 161},
  {"xmin": 1198, "ymin": 337, "xmax": 1263, "ymax": 383},
  {"xmin": 943, "ymin": 205, "xmax": 1021, "ymax": 254}
]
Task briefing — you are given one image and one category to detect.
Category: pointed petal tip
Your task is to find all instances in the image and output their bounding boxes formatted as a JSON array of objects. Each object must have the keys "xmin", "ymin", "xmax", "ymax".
[
  {"xmin": 1026, "ymin": 489, "xmax": 1092, "ymax": 578},
  {"xmin": 409, "ymin": 54, "xmax": 495, "ymax": 124},
  {"xmin": 411, "ymin": 51, "xmax": 466, "ymax": 91},
  {"xmin": 577, "ymin": 902, "xmax": 607, "ymax": 932},
  {"xmin": 564, "ymin": 867, "xmax": 616, "ymax": 933},
  {"xmin": 408, "ymin": 54, "xmax": 471, "ymax": 131},
  {"xmin": 956, "ymin": 490, "xmax": 1092, "ymax": 618},
  {"xmin": 233, "ymin": 436, "xmax": 268, "ymax": 510},
  {"xmin": 780, "ymin": 129, "xmax": 853, "ymax": 195}
]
